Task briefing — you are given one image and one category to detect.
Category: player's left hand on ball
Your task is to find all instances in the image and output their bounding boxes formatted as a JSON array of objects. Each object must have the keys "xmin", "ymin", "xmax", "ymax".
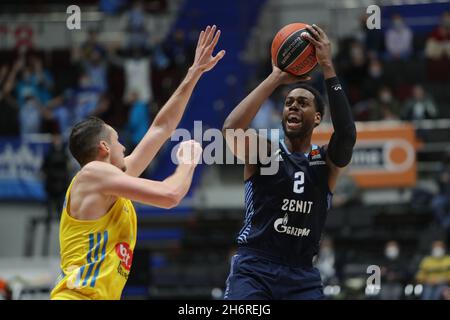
[
  {"xmin": 272, "ymin": 64, "xmax": 311, "ymax": 84},
  {"xmin": 177, "ymin": 140, "xmax": 203, "ymax": 166}
]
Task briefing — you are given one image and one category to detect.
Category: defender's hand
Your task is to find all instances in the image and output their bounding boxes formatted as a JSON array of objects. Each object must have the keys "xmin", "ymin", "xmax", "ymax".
[
  {"xmin": 177, "ymin": 140, "xmax": 203, "ymax": 166},
  {"xmin": 191, "ymin": 25, "xmax": 226, "ymax": 73}
]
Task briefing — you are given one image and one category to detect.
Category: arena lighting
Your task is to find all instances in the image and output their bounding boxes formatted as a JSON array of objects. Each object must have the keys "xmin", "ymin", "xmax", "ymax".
[
  {"xmin": 324, "ymin": 285, "xmax": 332, "ymax": 296},
  {"xmin": 324, "ymin": 285, "xmax": 341, "ymax": 296},
  {"xmin": 414, "ymin": 284, "xmax": 423, "ymax": 297},
  {"xmin": 333, "ymin": 285, "xmax": 341, "ymax": 295},
  {"xmin": 211, "ymin": 287, "xmax": 223, "ymax": 299},
  {"xmin": 405, "ymin": 284, "xmax": 414, "ymax": 296},
  {"xmin": 324, "ymin": 285, "xmax": 333, "ymax": 296}
]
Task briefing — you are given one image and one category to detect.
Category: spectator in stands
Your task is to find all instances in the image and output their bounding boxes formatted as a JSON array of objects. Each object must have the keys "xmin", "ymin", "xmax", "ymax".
[
  {"xmin": 431, "ymin": 151, "xmax": 450, "ymax": 231},
  {"xmin": 415, "ymin": 240, "xmax": 450, "ymax": 300},
  {"xmin": 0, "ymin": 63, "xmax": 19, "ymax": 136},
  {"xmin": 72, "ymin": 29, "xmax": 108, "ymax": 92},
  {"xmin": 100, "ymin": 0, "xmax": 127, "ymax": 15},
  {"xmin": 41, "ymin": 133, "xmax": 70, "ymax": 256},
  {"xmin": 20, "ymin": 93, "xmax": 44, "ymax": 135},
  {"xmin": 29, "ymin": 55, "xmax": 54, "ymax": 104},
  {"xmin": 42, "ymin": 133, "xmax": 69, "ymax": 215},
  {"xmin": 82, "ymin": 47, "xmax": 108, "ymax": 93},
  {"xmin": 355, "ymin": 14, "xmax": 384, "ymax": 58},
  {"xmin": 347, "ymin": 40, "xmax": 367, "ymax": 86},
  {"xmin": 46, "ymin": 72, "xmax": 110, "ymax": 129},
  {"xmin": 152, "ymin": 36, "xmax": 170, "ymax": 71},
  {"xmin": 124, "ymin": 90, "xmax": 150, "ymax": 152},
  {"xmin": 315, "ymin": 237, "xmax": 338, "ymax": 285},
  {"xmin": 78, "ymin": 28, "xmax": 107, "ymax": 62},
  {"xmin": 124, "ymin": 46, "xmax": 153, "ymax": 104},
  {"xmin": 15, "ymin": 63, "xmax": 39, "ymax": 108},
  {"xmin": 385, "ymin": 14, "xmax": 413, "ymax": 60},
  {"xmin": 169, "ymin": 29, "xmax": 190, "ymax": 70},
  {"xmin": 125, "ymin": 0, "xmax": 150, "ymax": 50},
  {"xmin": 379, "ymin": 240, "xmax": 407, "ymax": 300},
  {"xmin": 362, "ymin": 58, "xmax": 387, "ymax": 100},
  {"xmin": 425, "ymin": 11, "xmax": 450, "ymax": 83},
  {"xmin": 109, "ymin": 44, "xmax": 153, "ymax": 104},
  {"xmin": 372, "ymin": 86, "xmax": 400, "ymax": 121},
  {"xmin": 402, "ymin": 84, "xmax": 438, "ymax": 121}
]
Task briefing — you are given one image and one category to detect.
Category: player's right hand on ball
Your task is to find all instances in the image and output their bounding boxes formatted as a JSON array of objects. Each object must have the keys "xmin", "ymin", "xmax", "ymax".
[{"xmin": 177, "ymin": 140, "xmax": 203, "ymax": 166}]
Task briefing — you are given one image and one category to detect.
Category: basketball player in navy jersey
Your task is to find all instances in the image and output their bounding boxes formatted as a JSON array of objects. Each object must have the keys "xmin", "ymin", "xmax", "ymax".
[{"xmin": 222, "ymin": 24, "xmax": 356, "ymax": 299}]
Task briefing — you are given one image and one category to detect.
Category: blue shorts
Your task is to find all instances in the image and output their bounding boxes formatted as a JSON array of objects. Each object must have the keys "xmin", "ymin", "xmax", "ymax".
[{"xmin": 223, "ymin": 253, "xmax": 324, "ymax": 300}]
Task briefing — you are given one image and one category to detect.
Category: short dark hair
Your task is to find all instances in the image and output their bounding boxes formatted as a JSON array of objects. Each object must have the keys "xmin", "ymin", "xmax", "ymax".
[
  {"xmin": 292, "ymin": 84, "xmax": 325, "ymax": 118},
  {"xmin": 69, "ymin": 117, "xmax": 110, "ymax": 166}
]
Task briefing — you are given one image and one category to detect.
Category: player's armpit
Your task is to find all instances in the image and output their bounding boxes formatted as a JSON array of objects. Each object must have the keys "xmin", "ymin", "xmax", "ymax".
[{"xmin": 222, "ymin": 129, "xmax": 274, "ymax": 165}]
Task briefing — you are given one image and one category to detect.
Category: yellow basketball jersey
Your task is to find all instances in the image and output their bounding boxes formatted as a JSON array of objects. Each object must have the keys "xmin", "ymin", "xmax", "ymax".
[{"xmin": 51, "ymin": 176, "xmax": 137, "ymax": 300}]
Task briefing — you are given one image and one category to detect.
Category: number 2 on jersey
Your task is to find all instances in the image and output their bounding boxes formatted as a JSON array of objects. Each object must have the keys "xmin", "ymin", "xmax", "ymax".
[{"xmin": 293, "ymin": 171, "xmax": 304, "ymax": 194}]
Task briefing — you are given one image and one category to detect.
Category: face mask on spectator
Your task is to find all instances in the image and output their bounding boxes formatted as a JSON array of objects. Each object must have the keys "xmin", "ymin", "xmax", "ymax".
[
  {"xmin": 321, "ymin": 246, "xmax": 333, "ymax": 256},
  {"xmin": 380, "ymin": 91, "xmax": 393, "ymax": 103},
  {"xmin": 369, "ymin": 65, "xmax": 382, "ymax": 78},
  {"xmin": 393, "ymin": 19, "xmax": 404, "ymax": 29},
  {"xmin": 385, "ymin": 246, "xmax": 399, "ymax": 259},
  {"xmin": 432, "ymin": 247, "xmax": 445, "ymax": 258},
  {"xmin": 350, "ymin": 46, "xmax": 363, "ymax": 61}
]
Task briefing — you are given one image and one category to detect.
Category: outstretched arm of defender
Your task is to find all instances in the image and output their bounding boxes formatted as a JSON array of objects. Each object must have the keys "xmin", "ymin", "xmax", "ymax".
[
  {"xmin": 124, "ymin": 26, "xmax": 225, "ymax": 177},
  {"xmin": 303, "ymin": 25, "xmax": 357, "ymax": 191},
  {"xmin": 87, "ymin": 140, "xmax": 202, "ymax": 208}
]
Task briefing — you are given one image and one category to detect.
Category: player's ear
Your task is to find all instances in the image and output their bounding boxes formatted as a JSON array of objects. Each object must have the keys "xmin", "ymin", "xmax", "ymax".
[
  {"xmin": 314, "ymin": 112, "xmax": 322, "ymax": 127},
  {"xmin": 98, "ymin": 140, "xmax": 110, "ymax": 157}
]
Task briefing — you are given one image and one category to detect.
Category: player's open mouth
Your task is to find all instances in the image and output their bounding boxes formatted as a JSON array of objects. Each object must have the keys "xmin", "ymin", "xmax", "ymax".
[{"xmin": 287, "ymin": 114, "xmax": 302, "ymax": 129}]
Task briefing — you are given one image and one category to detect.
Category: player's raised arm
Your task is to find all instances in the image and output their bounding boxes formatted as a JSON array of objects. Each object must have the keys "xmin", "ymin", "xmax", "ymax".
[
  {"xmin": 84, "ymin": 140, "xmax": 202, "ymax": 209},
  {"xmin": 303, "ymin": 24, "xmax": 357, "ymax": 191},
  {"xmin": 124, "ymin": 25, "xmax": 225, "ymax": 177},
  {"xmin": 222, "ymin": 65, "xmax": 309, "ymax": 164}
]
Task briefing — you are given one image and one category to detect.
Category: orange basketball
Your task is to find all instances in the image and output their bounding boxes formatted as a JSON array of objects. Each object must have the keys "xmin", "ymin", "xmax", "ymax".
[{"xmin": 271, "ymin": 23, "xmax": 318, "ymax": 76}]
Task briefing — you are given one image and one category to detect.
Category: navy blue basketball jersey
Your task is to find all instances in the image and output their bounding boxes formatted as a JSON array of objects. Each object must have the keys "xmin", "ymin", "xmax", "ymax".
[{"xmin": 237, "ymin": 140, "xmax": 333, "ymax": 267}]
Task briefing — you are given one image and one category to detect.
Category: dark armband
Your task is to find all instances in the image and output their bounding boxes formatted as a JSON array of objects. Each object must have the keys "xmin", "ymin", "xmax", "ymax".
[{"xmin": 325, "ymin": 77, "xmax": 357, "ymax": 167}]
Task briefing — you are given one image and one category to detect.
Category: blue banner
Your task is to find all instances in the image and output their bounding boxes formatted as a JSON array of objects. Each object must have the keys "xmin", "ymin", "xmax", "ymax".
[{"xmin": 0, "ymin": 136, "xmax": 51, "ymax": 201}]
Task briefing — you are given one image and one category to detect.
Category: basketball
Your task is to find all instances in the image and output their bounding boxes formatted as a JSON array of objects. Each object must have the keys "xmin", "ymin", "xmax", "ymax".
[{"xmin": 271, "ymin": 22, "xmax": 318, "ymax": 76}]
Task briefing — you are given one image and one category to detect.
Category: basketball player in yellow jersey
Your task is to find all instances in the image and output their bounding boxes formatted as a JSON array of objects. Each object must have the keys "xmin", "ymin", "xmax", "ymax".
[{"xmin": 50, "ymin": 25, "xmax": 225, "ymax": 300}]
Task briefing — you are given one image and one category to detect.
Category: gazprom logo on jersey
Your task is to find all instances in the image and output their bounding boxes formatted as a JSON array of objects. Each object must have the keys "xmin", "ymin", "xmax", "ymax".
[{"xmin": 274, "ymin": 213, "xmax": 311, "ymax": 237}]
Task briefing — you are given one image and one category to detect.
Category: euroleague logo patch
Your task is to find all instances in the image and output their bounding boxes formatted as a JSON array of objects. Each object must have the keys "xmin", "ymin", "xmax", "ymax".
[{"xmin": 115, "ymin": 243, "xmax": 133, "ymax": 271}]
